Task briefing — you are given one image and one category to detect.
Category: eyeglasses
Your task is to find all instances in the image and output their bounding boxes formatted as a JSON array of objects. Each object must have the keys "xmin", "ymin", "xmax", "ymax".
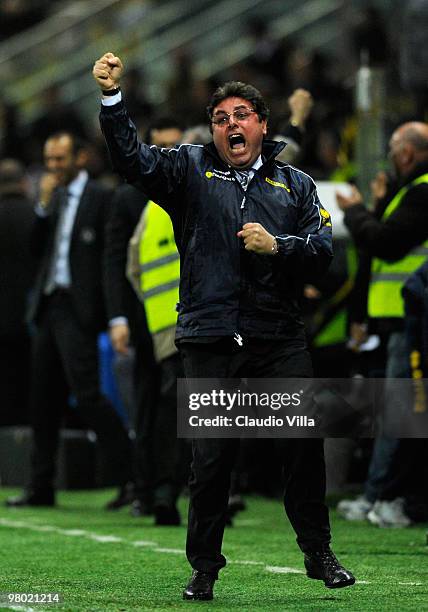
[{"xmin": 211, "ymin": 108, "xmax": 257, "ymax": 127}]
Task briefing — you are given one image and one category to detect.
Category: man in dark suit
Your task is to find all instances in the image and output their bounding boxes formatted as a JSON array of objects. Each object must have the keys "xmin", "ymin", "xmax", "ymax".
[
  {"xmin": 6, "ymin": 132, "xmax": 133, "ymax": 507},
  {"xmin": 0, "ymin": 159, "xmax": 35, "ymax": 425}
]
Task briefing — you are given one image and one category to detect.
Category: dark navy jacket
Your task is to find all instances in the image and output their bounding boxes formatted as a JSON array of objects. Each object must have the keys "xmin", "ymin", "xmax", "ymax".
[{"xmin": 100, "ymin": 100, "xmax": 333, "ymax": 341}]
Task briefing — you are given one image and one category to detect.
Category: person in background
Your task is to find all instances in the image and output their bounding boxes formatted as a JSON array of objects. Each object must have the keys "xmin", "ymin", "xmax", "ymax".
[
  {"xmin": 336, "ymin": 121, "xmax": 428, "ymax": 526},
  {"xmin": 105, "ymin": 118, "xmax": 184, "ymax": 519},
  {"xmin": 5, "ymin": 132, "xmax": 133, "ymax": 509},
  {"xmin": 0, "ymin": 158, "xmax": 35, "ymax": 426}
]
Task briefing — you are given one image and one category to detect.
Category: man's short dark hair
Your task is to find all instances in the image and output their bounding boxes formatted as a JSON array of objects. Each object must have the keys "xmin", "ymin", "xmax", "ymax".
[
  {"xmin": 206, "ymin": 81, "xmax": 270, "ymax": 123},
  {"xmin": 145, "ymin": 117, "xmax": 184, "ymax": 144},
  {"xmin": 45, "ymin": 131, "xmax": 86, "ymax": 156}
]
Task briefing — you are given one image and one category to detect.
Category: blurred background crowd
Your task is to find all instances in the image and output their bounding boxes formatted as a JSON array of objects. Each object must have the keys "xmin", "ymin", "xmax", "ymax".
[{"xmin": 1, "ymin": 0, "xmax": 428, "ymax": 530}]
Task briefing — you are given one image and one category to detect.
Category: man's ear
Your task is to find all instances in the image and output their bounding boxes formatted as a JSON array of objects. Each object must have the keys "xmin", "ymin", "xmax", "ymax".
[
  {"xmin": 76, "ymin": 149, "xmax": 89, "ymax": 169},
  {"xmin": 262, "ymin": 120, "xmax": 268, "ymax": 136},
  {"xmin": 402, "ymin": 143, "xmax": 414, "ymax": 165}
]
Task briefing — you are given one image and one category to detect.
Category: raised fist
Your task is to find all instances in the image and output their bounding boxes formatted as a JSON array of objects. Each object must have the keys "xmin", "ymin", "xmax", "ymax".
[{"xmin": 93, "ymin": 52, "xmax": 123, "ymax": 91}]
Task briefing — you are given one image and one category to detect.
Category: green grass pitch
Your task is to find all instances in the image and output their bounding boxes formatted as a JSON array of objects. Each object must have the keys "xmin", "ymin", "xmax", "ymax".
[{"xmin": 0, "ymin": 488, "xmax": 427, "ymax": 611}]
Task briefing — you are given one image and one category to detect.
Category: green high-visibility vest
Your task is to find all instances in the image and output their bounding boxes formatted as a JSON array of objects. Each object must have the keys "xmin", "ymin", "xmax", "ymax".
[
  {"xmin": 368, "ymin": 173, "xmax": 428, "ymax": 318},
  {"xmin": 139, "ymin": 201, "xmax": 180, "ymax": 334}
]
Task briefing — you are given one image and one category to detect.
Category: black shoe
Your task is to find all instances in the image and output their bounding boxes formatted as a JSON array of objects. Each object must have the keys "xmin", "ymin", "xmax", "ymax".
[
  {"xmin": 227, "ymin": 494, "xmax": 246, "ymax": 517},
  {"xmin": 183, "ymin": 571, "xmax": 216, "ymax": 600},
  {"xmin": 5, "ymin": 489, "xmax": 55, "ymax": 508},
  {"xmin": 105, "ymin": 482, "xmax": 135, "ymax": 511},
  {"xmin": 154, "ymin": 503, "xmax": 181, "ymax": 526},
  {"xmin": 304, "ymin": 547, "xmax": 355, "ymax": 589},
  {"xmin": 131, "ymin": 499, "xmax": 153, "ymax": 517}
]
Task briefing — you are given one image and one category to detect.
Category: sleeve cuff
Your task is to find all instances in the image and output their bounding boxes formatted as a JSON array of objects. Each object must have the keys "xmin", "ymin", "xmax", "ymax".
[
  {"xmin": 109, "ymin": 316, "xmax": 128, "ymax": 327},
  {"xmin": 101, "ymin": 91, "xmax": 122, "ymax": 106}
]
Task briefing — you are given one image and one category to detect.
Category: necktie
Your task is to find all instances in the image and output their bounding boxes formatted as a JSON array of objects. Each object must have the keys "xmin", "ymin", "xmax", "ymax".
[
  {"xmin": 44, "ymin": 188, "xmax": 70, "ymax": 295},
  {"xmin": 235, "ymin": 169, "xmax": 250, "ymax": 191}
]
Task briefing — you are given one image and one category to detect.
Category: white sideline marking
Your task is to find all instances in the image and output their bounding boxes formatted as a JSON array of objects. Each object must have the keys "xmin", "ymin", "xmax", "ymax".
[
  {"xmin": 153, "ymin": 547, "xmax": 184, "ymax": 554},
  {"xmin": 0, "ymin": 518, "xmax": 123, "ymax": 545},
  {"xmin": 0, "ymin": 519, "xmax": 29, "ymax": 528},
  {"xmin": 88, "ymin": 534, "xmax": 123, "ymax": 543},
  {"xmin": 0, "ymin": 518, "xmax": 420, "ymax": 589},
  {"xmin": 61, "ymin": 529, "xmax": 87, "ymax": 536},
  {"xmin": 28, "ymin": 525, "xmax": 56, "ymax": 532},
  {"xmin": 266, "ymin": 566, "xmax": 305, "ymax": 574},
  {"xmin": 229, "ymin": 560, "xmax": 264, "ymax": 565}
]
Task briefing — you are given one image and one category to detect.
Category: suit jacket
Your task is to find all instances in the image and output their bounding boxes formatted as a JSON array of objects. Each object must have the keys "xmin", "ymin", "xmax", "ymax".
[
  {"xmin": 104, "ymin": 183, "xmax": 153, "ymax": 350},
  {"xmin": 104, "ymin": 183, "xmax": 146, "ymax": 322},
  {"xmin": 28, "ymin": 179, "xmax": 112, "ymax": 332},
  {"xmin": 0, "ymin": 192, "xmax": 36, "ymax": 335}
]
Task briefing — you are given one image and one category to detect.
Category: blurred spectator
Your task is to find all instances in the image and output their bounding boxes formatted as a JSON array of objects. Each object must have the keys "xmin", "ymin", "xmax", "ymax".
[
  {"xmin": 27, "ymin": 85, "xmax": 88, "ymax": 165},
  {"xmin": 0, "ymin": 158, "xmax": 35, "ymax": 425},
  {"xmin": 121, "ymin": 66, "xmax": 154, "ymax": 126},
  {"xmin": 5, "ymin": 132, "xmax": 133, "ymax": 509},
  {"xmin": 310, "ymin": 126, "xmax": 356, "ymax": 182},
  {"xmin": 166, "ymin": 48, "xmax": 216, "ymax": 125},
  {"xmin": 0, "ymin": 97, "xmax": 24, "ymax": 160},
  {"xmin": 336, "ymin": 121, "xmax": 428, "ymax": 525},
  {"xmin": 273, "ymin": 88, "xmax": 313, "ymax": 163}
]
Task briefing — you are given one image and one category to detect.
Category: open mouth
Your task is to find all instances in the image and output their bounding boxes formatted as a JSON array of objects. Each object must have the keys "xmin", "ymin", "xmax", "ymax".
[{"xmin": 228, "ymin": 133, "xmax": 246, "ymax": 150}]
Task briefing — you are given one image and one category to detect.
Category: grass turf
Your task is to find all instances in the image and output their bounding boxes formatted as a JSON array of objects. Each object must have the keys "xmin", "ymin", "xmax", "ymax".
[{"xmin": 0, "ymin": 488, "xmax": 427, "ymax": 611}]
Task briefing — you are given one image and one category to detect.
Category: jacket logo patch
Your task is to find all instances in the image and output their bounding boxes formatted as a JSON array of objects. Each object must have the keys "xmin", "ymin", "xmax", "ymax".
[
  {"xmin": 206, "ymin": 170, "xmax": 235, "ymax": 182},
  {"xmin": 320, "ymin": 207, "xmax": 332, "ymax": 227},
  {"xmin": 265, "ymin": 177, "xmax": 290, "ymax": 192},
  {"xmin": 80, "ymin": 228, "xmax": 96, "ymax": 243}
]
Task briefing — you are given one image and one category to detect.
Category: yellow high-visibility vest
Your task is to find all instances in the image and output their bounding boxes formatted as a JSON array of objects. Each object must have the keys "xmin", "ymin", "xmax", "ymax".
[
  {"xmin": 368, "ymin": 174, "xmax": 428, "ymax": 318},
  {"xmin": 139, "ymin": 201, "xmax": 180, "ymax": 334}
]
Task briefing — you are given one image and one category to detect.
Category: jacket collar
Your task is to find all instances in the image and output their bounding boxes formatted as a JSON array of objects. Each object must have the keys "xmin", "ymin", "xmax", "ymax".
[
  {"xmin": 401, "ymin": 162, "xmax": 428, "ymax": 187},
  {"xmin": 203, "ymin": 139, "xmax": 286, "ymax": 170}
]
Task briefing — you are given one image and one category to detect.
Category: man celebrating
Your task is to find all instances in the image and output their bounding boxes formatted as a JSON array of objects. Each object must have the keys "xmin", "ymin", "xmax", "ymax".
[{"xmin": 93, "ymin": 52, "xmax": 355, "ymax": 599}]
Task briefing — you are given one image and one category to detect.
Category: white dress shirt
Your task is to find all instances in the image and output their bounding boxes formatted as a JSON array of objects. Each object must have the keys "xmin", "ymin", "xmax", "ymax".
[{"xmin": 43, "ymin": 170, "xmax": 89, "ymax": 293}]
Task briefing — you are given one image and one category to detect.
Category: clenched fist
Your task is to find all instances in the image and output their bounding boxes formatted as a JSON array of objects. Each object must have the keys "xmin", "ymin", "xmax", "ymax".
[
  {"xmin": 39, "ymin": 172, "xmax": 60, "ymax": 209},
  {"xmin": 93, "ymin": 52, "xmax": 123, "ymax": 91},
  {"xmin": 237, "ymin": 222, "xmax": 277, "ymax": 255}
]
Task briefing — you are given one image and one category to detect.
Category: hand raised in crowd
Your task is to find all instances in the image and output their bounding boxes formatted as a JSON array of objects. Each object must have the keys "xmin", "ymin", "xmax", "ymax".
[
  {"xmin": 370, "ymin": 171, "xmax": 388, "ymax": 201},
  {"xmin": 93, "ymin": 52, "xmax": 123, "ymax": 91},
  {"xmin": 237, "ymin": 222, "xmax": 277, "ymax": 255},
  {"xmin": 288, "ymin": 88, "xmax": 313, "ymax": 129},
  {"xmin": 336, "ymin": 184, "xmax": 363, "ymax": 211},
  {"xmin": 39, "ymin": 172, "xmax": 60, "ymax": 210},
  {"xmin": 109, "ymin": 322, "xmax": 130, "ymax": 355}
]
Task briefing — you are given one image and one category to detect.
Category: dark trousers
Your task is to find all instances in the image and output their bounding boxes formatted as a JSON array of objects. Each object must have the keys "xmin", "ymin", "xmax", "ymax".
[
  {"xmin": 0, "ymin": 329, "xmax": 31, "ymax": 425},
  {"xmin": 179, "ymin": 338, "xmax": 331, "ymax": 576},
  {"xmin": 30, "ymin": 291, "xmax": 132, "ymax": 490},
  {"xmin": 134, "ymin": 351, "xmax": 189, "ymax": 507}
]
